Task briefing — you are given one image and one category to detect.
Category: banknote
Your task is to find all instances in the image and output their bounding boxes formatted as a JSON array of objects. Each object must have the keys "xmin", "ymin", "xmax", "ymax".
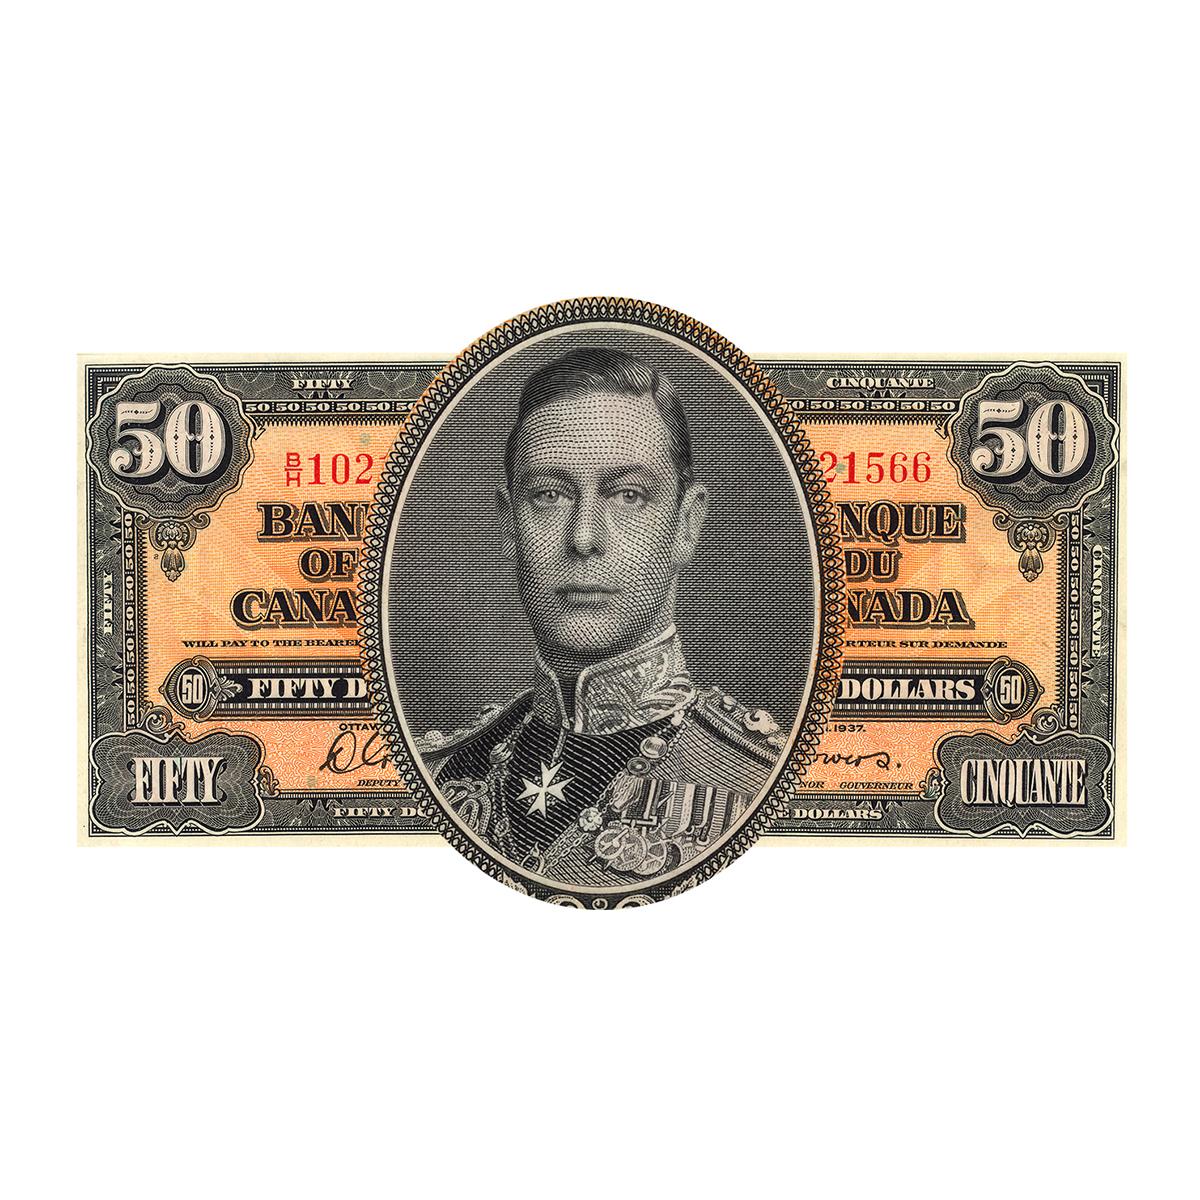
[{"xmin": 79, "ymin": 299, "xmax": 1123, "ymax": 904}]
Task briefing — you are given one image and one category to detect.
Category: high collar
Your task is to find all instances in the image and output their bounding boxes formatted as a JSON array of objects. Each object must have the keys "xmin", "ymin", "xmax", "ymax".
[{"xmin": 531, "ymin": 625, "xmax": 695, "ymax": 735}]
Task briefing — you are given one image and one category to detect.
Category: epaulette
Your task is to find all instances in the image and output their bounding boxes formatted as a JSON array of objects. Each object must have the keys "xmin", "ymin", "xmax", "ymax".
[
  {"xmin": 691, "ymin": 686, "xmax": 786, "ymax": 766},
  {"xmin": 414, "ymin": 690, "xmax": 533, "ymax": 760}
]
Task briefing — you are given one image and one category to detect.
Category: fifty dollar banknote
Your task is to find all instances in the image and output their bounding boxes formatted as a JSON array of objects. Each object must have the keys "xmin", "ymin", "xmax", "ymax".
[{"xmin": 79, "ymin": 314, "xmax": 1124, "ymax": 884}]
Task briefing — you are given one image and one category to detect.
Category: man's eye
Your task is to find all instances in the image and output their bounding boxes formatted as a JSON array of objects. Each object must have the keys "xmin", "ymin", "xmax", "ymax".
[
  {"xmin": 530, "ymin": 488, "xmax": 569, "ymax": 507},
  {"xmin": 611, "ymin": 488, "xmax": 648, "ymax": 508}
]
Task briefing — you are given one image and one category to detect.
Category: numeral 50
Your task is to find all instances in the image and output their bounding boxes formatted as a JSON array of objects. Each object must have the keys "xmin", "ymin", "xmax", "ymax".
[
  {"xmin": 971, "ymin": 396, "xmax": 1091, "ymax": 480},
  {"xmin": 108, "ymin": 396, "xmax": 229, "ymax": 482}
]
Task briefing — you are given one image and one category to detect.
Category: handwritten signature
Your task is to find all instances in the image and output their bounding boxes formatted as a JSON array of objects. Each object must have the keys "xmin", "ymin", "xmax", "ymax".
[
  {"xmin": 320, "ymin": 729, "xmax": 391, "ymax": 774},
  {"xmin": 814, "ymin": 750, "xmax": 895, "ymax": 771}
]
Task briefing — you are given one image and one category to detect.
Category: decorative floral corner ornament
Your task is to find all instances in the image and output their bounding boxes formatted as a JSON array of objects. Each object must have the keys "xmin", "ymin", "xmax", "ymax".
[
  {"xmin": 86, "ymin": 365, "xmax": 256, "ymax": 580},
  {"xmin": 945, "ymin": 363, "xmax": 1118, "ymax": 581}
]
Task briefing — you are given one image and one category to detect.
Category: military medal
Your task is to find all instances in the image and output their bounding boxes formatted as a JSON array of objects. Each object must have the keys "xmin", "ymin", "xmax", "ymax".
[
  {"xmin": 591, "ymin": 824, "xmax": 645, "ymax": 872},
  {"xmin": 515, "ymin": 758, "xmax": 573, "ymax": 817},
  {"xmin": 633, "ymin": 836, "xmax": 669, "ymax": 876}
]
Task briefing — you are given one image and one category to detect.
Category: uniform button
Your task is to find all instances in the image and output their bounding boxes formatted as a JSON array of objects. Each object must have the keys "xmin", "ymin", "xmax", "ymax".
[
  {"xmin": 626, "ymin": 756, "xmax": 651, "ymax": 775},
  {"xmin": 640, "ymin": 735, "xmax": 667, "ymax": 759},
  {"xmin": 721, "ymin": 694, "xmax": 736, "ymax": 711},
  {"xmin": 489, "ymin": 744, "xmax": 513, "ymax": 764}
]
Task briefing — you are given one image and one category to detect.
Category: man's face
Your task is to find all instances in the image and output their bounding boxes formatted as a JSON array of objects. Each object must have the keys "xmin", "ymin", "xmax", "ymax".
[{"xmin": 500, "ymin": 389, "xmax": 707, "ymax": 670}]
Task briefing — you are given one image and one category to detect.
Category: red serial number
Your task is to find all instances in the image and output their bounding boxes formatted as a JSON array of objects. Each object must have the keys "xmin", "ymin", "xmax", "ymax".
[
  {"xmin": 285, "ymin": 452, "xmax": 375, "ymax": 486},
  {"xmin": 819, "ymin": 451, "xmax": 931, "ymax": 485}
]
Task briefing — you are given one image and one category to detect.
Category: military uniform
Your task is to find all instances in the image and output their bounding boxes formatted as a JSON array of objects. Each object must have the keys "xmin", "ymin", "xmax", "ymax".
[{"xmin": 417, "ymin": 626, "xmax": 785, "ymax": 885}]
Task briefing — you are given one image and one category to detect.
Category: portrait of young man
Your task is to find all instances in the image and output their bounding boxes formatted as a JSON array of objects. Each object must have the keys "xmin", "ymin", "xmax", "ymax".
[{"xmin": 415, "ymin": 346, "xmax": 789, "ymax": 884}]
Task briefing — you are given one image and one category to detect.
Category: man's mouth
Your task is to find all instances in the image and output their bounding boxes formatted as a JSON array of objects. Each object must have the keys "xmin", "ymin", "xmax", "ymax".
[{"xmin": 557, "ymin": 584, "xmax": 620, "ymax": 604}]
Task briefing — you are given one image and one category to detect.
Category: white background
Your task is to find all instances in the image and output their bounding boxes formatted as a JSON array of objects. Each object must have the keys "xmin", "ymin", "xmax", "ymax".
[{"xmin": 4, "ymin": 2, "xmax": 1195, "ymax": 1197}]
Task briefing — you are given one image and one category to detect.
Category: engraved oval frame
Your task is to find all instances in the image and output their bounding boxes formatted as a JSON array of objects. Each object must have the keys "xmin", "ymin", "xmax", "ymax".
[{"xmin": 359, "ymin": 298, "xmax": 845, "ymax": 906}]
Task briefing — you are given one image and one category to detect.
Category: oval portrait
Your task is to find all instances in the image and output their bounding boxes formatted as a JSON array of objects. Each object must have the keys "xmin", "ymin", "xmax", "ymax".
[{"xmin": 360, "ymin": 299, "xmax": 843, "ymax": 906}]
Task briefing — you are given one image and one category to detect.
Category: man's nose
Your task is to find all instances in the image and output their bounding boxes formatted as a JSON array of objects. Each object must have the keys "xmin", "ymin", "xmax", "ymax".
[{"xmin": 567, "ymin": 493, "xmax": 606, "ymax": 556}]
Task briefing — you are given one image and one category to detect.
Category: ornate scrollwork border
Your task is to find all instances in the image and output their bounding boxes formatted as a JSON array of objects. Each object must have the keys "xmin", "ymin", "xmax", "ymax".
[
  {"xmin": 945, "ymin": 362, "xmax": 1119, "ymax": 582},
  {"xmin": 85, "ymin": 364, "xmax": 257, "ymax": 581},
  {"xmin": 358, "ymin": 297, "xmax": 845, "ymax": 906}
]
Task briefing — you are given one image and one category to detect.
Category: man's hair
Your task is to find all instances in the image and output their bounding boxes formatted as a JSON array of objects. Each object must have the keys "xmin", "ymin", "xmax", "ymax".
[{"xmin": 503, "ymin": 346, "xmax": 695, "ymax": 493}]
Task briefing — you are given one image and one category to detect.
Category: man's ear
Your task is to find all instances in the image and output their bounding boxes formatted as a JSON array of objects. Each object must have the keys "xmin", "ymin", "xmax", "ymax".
[
  {"xmin": 672, "ymin": 482, "xmax": 709, "ymax": 567},
  {"xmin": 497, "ymin": 487, "xmax": 517, "ymax": 559}
]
